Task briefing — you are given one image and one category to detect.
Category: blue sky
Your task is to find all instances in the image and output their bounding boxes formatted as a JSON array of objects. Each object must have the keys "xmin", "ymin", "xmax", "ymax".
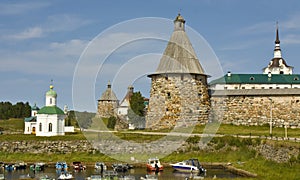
[{"xmin": 1, "ymin": 0, "xmax": 300, "ymax": 112}]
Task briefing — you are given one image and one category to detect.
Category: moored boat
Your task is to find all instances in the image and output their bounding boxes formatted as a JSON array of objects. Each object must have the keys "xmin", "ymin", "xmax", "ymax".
[
  {"xmin": 170, "ymin": 158, "xmax": 206, "ymax": 174},
  {"xmin": 30, "ymin": 162, "xmax": 46, "ymax": 171},
  {"xmin": 56, "ymin": 162, "xmax": 68, "ymax": 171},
  {"xmin": 14, "ymin": 161, "xmax": 27, "ymax": 170},
  {"xmin": 72, "ymin": 161, "xmax": 86, "ymax": 171},
  {"xmin": 57, "ymin": 172, "xmax": 73, "ymax": 180},
  {"xmin": 146, "ymin": 158, "xmax": 163, "ymax": 172},
  {"xmin": 94, "ymin": 162, "xmax": 107, "ymax": 171}
]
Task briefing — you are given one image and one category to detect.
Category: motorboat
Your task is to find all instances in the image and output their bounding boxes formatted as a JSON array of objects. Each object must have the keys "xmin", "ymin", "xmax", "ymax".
[
  {"xmin": 146, "ymin": 158, "xmax": 163, "ymax": 171},
  {"xmin": 56, "ymin": 162, "xmax": 68, "ymax": 170},
  {"xmin": 30, "ymin": 162, "xmax": 46, "ymax": 171},
  {"xmin": 112, "ymin": 163, "xmax": 133, "ymax": 172},
  {"xmin": 14, "ymin": 161, "xmax": 27, "ymax": 170},
  {"xmin": 170, "ymin": 158, "xmax": 206, "ymax": 174},
  {"xmin": 94, "ymin": 162, "xmax": 107, "ymax": 171},
  {"xmin": 57, "ymin": 172, "xmax": 73, "ymax": 179},
  {"xmin": 140, "ymin": 174, "xmax": 158, "ymax": 180},
  {"xmin": 72, "ymin": 161, "xmax": 86, "ymax": 171}
]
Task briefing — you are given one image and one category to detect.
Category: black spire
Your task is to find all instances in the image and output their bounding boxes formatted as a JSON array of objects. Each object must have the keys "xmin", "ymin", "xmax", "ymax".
[{"xmin": 275, "ymin": 22, "xmax": 280, "ymax": 44}]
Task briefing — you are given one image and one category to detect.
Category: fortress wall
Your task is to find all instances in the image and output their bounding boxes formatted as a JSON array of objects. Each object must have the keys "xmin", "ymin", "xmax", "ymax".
[{"xmin": 210, "ymin": 95, "xmax": 300, "ymax": 128}]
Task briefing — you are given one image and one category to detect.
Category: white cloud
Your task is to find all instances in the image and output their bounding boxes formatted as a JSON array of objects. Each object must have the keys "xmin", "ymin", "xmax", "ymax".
[
  {"xmin": 3, "ymin": 14, "xmax": 93, "ymax": 41},
  {"xmin": 0, "ymin": 2, "xmax": 50, "ymax": 15},
  {"xmin": 6, "ymin": 27, "xmax": 43, "ymax": 40}
]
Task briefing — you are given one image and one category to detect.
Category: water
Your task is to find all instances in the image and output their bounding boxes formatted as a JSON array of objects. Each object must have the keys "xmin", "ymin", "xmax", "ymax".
[{"xmin": 1, "ymin": 166, "xmax": 243, "ymax": 179}]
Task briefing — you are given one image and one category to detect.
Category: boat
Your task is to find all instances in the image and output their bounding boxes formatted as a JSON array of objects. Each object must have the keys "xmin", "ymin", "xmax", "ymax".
[
  {"xmin": 57, "ymin": 172, "xmax": 73, "ymax": 180},
  {"xmin": 146, "ymin": 158, "xmax": 163, "ymax": 171},
  {"xmin": 30, "ymin": 162, "xmax": 46, "ymax": 171},
  {"xmin": 56, "ymin": 162, "xmax": 68, "ymax": 170},
  {"xmin": 14, "ymin": 161, "xmax": 27, "ymax": 170},
  {"xmin": 112, "ymin": 163, "xmax": 132, "ymax": 172},
  {"xmin": 170, "ymin": 158, "xmax": 206, "ymax": 174},
  {"xmin": 4, "ymin": 164, "xmax": 14, "ymax": 171},
  {"xmin": 140, "ymin": 174, "xmax": 158, "ymax": 180},
  {"xmin": 72, "ymin": 161, "xmax": 86, "ymax": 171},
  {"xmin": 94, "ymin": 162, "xmax": 107, "ymax": 171}
]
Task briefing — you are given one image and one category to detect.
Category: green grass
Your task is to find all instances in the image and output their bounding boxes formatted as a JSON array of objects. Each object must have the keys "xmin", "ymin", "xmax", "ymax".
[
  {"xmin": 0, "ymin": 132, "xmax": 86, "ymax": 141},
  {"xmin": 0, "ymin": 118, "xmax": 24, "ymax": 132}
]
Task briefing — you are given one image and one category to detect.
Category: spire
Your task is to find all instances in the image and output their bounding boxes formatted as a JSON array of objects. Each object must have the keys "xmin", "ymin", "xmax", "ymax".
[
  {"xmin": 275, "ymin": 22, "xmax": 280, "ymax": 44},
  {"xmin": 107, "ymin": 80, "xmax": 111, "ymax": 88},
  {"xmin": 273, "ymin": 22, "xmax": 281, "ymax": 58}
]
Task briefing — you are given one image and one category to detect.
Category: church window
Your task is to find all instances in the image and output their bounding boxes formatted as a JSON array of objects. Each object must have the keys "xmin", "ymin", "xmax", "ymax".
[
  {"xmin": 252, "ymin": 87, "xmax": 255, "ymax": 89},
  {"xmin": 39, "ymin": 123, "xmax": 42, "ymax": 131},
  {"xmin": 269, "ymin": 87, "xmax": 273, "ymax": 89},
  {"xmin": 167, "ymin": 92, "xmax": 171, "ymax": 99},
  {"xmin": 49, "ymin": 123, "xmax": 52, "ymax": 132},
  {"xmin": 50, "ymin": 98, "xmax": 52, "ymax": 104},
  {"xmin": 294, "ymin": 77, "xmax": 299, "ymax": 81},
  {"xmin": 262, "ymin": 87, "xmax": 265, "ymax": 89},
  {"xmin": 250, "ymin": 77, "xmax": 255, "ymax": 81},
  {"xmin": 242, "ymin": 87, "xmax": 245, "ymax": 89},
  {"xmin": 276, "ymin": 87, "xmax": 280, "ymax": 89},
  {"xmin": 280, "ymin": 71, "xmax": 284, "ymax": 74},
  {"xmin": 234, "ymin": 87, "xmax": 238, "ymax": 89},
  {"xmin": 27, "ymin": 127, "xmax": 29, "ymax": 132}
]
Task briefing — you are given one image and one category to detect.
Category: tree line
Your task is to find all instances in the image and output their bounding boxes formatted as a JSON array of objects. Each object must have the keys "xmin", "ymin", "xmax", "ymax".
[{"xmin": 0, "ymin": 101, "xmax": 31, "ymax": 120}]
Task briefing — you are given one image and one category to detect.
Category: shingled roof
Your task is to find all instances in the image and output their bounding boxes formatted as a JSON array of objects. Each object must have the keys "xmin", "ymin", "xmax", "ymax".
[
  {"xmin": 98, "ymin": 81, "xmax": 118, "ymax": 101},
  {"xmin": 150, "ymin": 14, "xmax": 206, "ymax": 76}
]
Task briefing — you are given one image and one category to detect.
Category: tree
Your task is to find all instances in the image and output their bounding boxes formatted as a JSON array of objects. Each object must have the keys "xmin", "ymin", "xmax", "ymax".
[
  {"xmin": 128, "ymin": 92, "xmax": 146, "ymax": 129},
  {"xmin": 130, "ymin": 92, "xmax": 145, "ymax": 116},
  {"xmin": 107, "ymin": 116, "xmax": 117, "ymax": 129}
]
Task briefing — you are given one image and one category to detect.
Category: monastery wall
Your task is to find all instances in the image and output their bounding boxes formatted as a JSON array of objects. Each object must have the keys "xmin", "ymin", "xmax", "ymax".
[
  {"xmin": 97, "ymin": 100, "xmax": 118, "ymax": 118},
  {"xmin": 210, "ymin": 93, "xmax": 300, "ymax": 128}
]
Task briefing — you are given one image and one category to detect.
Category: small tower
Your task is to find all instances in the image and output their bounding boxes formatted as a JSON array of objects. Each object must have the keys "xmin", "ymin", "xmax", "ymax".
[
  {"xmin": 263, "ymin": 23, "xmax": 293, "ymax": 74},
  {"xmin": 146, "ymin": 14, "xmax": 210, "ymax": 130},
  {"xmin": 31, "ymin": 103, "xmax": 40, "ymax": 117},
  {"xmin": 97, "ymin": 81, "xmax": 119, "ymax": 118}
]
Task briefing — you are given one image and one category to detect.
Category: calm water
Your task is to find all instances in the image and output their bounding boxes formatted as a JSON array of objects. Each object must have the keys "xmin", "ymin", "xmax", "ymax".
[{"xmin": 1, "ymin": 165, "xmax": 243, "ymax": 179}]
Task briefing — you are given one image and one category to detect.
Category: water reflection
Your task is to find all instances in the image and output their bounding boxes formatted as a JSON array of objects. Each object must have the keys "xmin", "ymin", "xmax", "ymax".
[{"xmin": 0, "ymin": 166, "xmax": 243, "ymax": 179}]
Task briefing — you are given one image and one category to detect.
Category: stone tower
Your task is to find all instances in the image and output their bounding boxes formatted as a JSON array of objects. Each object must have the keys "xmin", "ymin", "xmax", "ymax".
[
  {"xmin": 146, "ymin": 14, "xmax": 210, "ymax": 130},
  {"xmin": 97, "ymin": 81, "xmax": 119, "ymax": 118}
]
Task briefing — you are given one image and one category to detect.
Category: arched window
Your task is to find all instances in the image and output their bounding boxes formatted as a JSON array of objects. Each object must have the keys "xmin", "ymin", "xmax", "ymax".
[
  {"xmin": 39, "ymin": 123, "xmax": 42, "ymax": 131},
  {"xmin": 49, "ymin": 123, "xmax": 52, "ymax": 132},
  {"xmin": 50, "ymin": 98, "xmax": 52, "ymax": 104}
]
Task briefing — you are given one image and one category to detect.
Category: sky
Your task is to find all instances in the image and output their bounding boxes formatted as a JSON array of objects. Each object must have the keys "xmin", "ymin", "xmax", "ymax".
[{"xmin": 1, "ymin": 0, "xmax": 300, "ymax": 112}]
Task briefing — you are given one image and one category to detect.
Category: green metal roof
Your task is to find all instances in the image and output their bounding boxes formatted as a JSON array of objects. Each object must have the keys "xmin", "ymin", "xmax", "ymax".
[
  {"xmin": 209, "ymin": 74, "xmax": 300, "ymax": 85},
  {"xmin": 24, "ymin": 116, "xmax": 36, "ymax": 122},
  {"xmin": 37, "ymin": 106, "xmax": 65, "ymax": 115}
]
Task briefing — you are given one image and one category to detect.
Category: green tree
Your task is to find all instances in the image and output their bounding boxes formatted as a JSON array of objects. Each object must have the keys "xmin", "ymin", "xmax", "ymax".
[
  {"xmin": 107, "ymin": 116, "xmax": 117, "ymax": 129},
  {"xmin": 128, "ymin": 92, "xmax": 146, "ymax": 129},
  {"xmin": 130, "ymin": 92, "xmax": 145, "ymax": 116}
]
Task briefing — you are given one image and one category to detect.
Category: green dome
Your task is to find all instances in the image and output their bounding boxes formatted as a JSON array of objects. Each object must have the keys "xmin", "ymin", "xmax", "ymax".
[{"xmin": 46, "ymin": 85, "xmax": 57, "ymax": 97}]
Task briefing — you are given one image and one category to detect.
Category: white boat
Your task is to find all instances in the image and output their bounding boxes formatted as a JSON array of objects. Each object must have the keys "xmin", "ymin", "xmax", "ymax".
[
  {"xmin": 94, "ymin": 162, "xmax": 107, "ymax": 171},
  {"xmin": 170, "ymin": 159, "xmax": 206, "ymax": 174},
  {"xmin": 57, "ymin": 172, "xmax": 73, "ymax": 180}
]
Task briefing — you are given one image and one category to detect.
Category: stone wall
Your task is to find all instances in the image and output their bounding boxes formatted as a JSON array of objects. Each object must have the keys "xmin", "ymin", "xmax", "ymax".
[
  {"xmin": 97, "ymin": 100, "xmax": 118, "ymax": 118},
  {"xmin": 146, "ymin": 74, "xmax": 210, "ymax": 130},
  {"xmin": 210, "ymin": 95, "xmax": 300, "ymax": 128}
]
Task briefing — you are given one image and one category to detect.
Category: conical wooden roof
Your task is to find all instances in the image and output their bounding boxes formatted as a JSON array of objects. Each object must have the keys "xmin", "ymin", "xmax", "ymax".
[
  {"xmin": 152, "ymin": 14, "xmax": 206, "ymax": 75},
  {"xmin": 99, "ymin": 81, "xmax": 118, "ymax": 101}
]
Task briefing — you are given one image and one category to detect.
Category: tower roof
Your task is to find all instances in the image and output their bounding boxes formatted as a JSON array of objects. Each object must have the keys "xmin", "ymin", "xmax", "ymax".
[
  {"xmin": 46, "ymin": 84, "xmax": 57, "ymax": 97},
  {"xmin": 149, "ymin": 14, "xmax": 206, "ymax": 76},
  {"xmin": 99, "ymin": 81, "xmax": 118, "ymax": 101}
]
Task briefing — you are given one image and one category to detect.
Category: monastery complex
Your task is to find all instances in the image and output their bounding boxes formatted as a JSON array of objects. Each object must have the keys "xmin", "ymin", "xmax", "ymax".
[{"xmin": 97, "ymin": 14, "xmax": 300, "ymax": 130}]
